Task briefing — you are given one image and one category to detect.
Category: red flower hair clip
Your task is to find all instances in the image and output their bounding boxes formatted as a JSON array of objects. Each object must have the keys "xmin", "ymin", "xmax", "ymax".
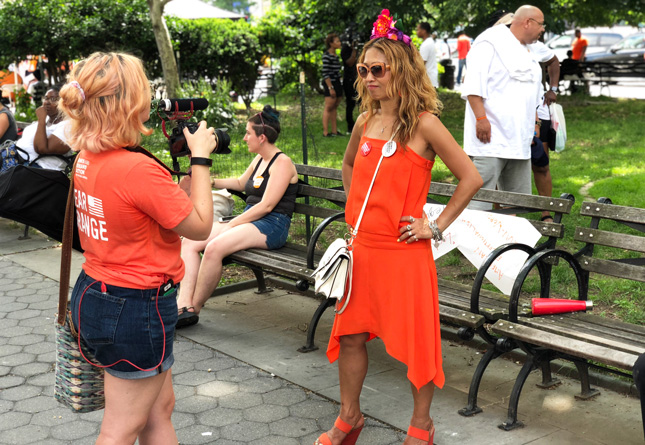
[{"xmin": 370, "ymin": 9, "xmax": 411, "ymax": 46}]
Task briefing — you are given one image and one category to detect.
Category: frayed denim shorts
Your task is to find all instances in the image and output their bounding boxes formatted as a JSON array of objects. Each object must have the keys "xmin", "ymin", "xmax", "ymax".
[
  {"xmin": 245, "ymin": 205, "xmax": 291, "ymax": 249},
  {"xmin": 70, "ymin": 270, "xmax": 178, "ymax": 380}
]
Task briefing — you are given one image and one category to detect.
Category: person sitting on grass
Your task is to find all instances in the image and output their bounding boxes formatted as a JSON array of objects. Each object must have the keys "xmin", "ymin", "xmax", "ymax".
[{"xmin": 176, "ymin": 105, "xmax": 298, "ymax": 328}]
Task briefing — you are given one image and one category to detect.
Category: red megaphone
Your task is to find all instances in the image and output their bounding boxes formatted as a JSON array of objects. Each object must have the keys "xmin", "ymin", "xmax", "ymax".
[{"xmin": 531, "ymin": 298, "xmax": 593, "ymax": 316}]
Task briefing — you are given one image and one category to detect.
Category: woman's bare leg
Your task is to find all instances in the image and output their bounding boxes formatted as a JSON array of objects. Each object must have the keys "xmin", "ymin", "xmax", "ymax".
[
  {"xmin": 188, "ymin": 223, "xmax": 267, "ymax": 313},
  {"xmin": 177, "ymin": 222, "xmax": 227, "ymax": 311},
  {"xmin": 404, "ymin": 381, "xmax": 435, "ymax": 444},
  {"xmin": 321, "ymin": 332, "xmax": 369, "ymax": 444},
  {"xmin": 97, "ymin": 371, "xmax": 175, "ymax": 445}
]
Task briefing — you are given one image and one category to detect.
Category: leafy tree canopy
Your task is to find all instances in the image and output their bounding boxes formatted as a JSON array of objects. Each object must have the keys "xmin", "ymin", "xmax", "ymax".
[{"xmin": 0, "ymin": 0, "xmax": 158, "ymax": 82}]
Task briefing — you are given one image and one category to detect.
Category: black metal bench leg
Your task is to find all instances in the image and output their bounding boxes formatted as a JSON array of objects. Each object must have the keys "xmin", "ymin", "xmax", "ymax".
[
  {"xmin": 18, "ymin": 225, "xmax": 31, "ymax": 240},
  {"xmin": 536, "ymin": 360, "xmax": 561, "ymax": 389},
  {"xmin": 297, "ymin": 298, "xmax": 336, "ymax": 353},
  {"xmin": 251, "ymin": 267, "xmax": 273, "ymax": 294},
  {"xmin": 499, "ymin": 356, "xmax": 537, "ymax": 431},
  {"xmin": 573, "ymin": 360, "xmax": 600, "ymax": 400},
  {"xmin": 458, "ymin": 345, "xmax": 505, "ymax": 417}
]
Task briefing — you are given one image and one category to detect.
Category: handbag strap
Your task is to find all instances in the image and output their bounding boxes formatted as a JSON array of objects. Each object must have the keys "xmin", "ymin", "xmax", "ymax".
[
  {"xmin": 351, "ymin": 124, "xmax": 401, "ymax": 237},
  {"xmin": 57, "ymin": 155, "xmax": 80, "ymax": 326}
]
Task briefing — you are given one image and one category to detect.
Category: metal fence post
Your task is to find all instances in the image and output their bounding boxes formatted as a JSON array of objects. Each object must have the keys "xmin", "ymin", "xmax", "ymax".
[{"xmin": 300, "ymin": 71, "xmax": 311, "ymax": 243}]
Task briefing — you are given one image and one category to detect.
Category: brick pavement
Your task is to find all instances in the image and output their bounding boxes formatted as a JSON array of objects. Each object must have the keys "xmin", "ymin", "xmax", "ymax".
[{"xmin": 0, "ymin": 257, "xmax": 405, "ymax": 444}]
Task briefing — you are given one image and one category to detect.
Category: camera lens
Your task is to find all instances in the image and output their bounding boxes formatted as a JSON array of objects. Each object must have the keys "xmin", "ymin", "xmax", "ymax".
[{"xmin": 213, "ymin": 129, "xmax": 231, "ymax": 154}]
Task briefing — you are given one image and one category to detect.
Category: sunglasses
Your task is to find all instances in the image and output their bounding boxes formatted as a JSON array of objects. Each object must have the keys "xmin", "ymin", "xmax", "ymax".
[
  {"xmin": 356, "ymin": 62, "xmax": 391, "ymax": 79},
  {"xmin": 254, "ymin": 112, "xmax": 266, "ymax": 134}
]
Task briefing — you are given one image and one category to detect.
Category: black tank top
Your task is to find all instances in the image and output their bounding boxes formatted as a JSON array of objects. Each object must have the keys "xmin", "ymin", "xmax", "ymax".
[
  {"xmin": 244, "ymin": 152, "xmax": 298, "ymax": 218},
  {"xmin": 0, "ymin": 107, "xmax": 18, "ymax": 144}
]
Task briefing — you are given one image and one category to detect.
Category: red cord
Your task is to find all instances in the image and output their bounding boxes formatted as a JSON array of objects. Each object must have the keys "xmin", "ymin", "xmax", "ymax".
[{"xmin": 76, "ymin": 280, "xmax": 167, "ymax": 372}]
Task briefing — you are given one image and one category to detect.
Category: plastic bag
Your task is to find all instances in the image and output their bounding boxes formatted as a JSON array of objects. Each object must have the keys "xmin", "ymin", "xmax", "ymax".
[{"xmin": 550, "ymin": 103, "xmax": 566, "ymax": 153}]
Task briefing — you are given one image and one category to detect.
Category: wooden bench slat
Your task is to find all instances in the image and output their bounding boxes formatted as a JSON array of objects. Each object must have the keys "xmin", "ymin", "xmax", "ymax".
[
  {"xmin": 577, "ymin": 256, "xmax": 645, "ymax": 282},
  {"xmin": 293, "ymin": 203, "xmax": 344, "ymax": 220},
  {"xmin": 492, "ymin": 320, "xmax": 639, "ymax": 370},
  {"xmin": 297, "ymin": 184, "xmax": 347, "ymax": 204},
  {"xmin": 296, "ymin": 164, "xmax": 343, "ymax": 181},
  {"xmin": 574, "ymin": 227, "xmax": 645, "ymax": 253},
  {"xmin": 438, "ymin": 304, "xmax": 485, "ymax": 329},
  {"xmin": 228, "ymin": 250, "xmax": 314, "ymax": 279},
  {"xmin": 539, "ymin": 313, "xmax": 645, "ymax": 346},
  {"xmin": 580, "ymin": 201, "xmax": 645, "ymax": 225},
  {"xmin": 517, "ymin": 316, "xmax": 645, "ymax": 355}
]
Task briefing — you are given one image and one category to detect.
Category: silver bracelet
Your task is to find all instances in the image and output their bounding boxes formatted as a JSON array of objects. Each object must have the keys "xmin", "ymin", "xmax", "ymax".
[{"xmin": 428, "ymin": 219, "xmax": 444, "ymax": 243}]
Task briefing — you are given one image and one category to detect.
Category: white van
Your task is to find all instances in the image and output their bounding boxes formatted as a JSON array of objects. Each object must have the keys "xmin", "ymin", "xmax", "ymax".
[{"xmin": 545, "ymin": 27, "xmax": 640, "ymax": 61}]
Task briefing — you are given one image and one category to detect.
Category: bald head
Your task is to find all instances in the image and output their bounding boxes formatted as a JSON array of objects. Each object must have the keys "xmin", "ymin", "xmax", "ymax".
[
  {"xmin": 510, "ymin": 5, "xmax": 545, "ymax": 44},
  {"xmin": 513, "ymin": 5, "xmax": 543, "ymax": 22}
]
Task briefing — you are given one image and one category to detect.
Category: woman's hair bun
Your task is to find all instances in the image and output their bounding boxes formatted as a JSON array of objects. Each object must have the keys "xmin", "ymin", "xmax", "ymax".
[{"xmin": 262, "ymin": 105, "xmax": 280, "ymax": 121}]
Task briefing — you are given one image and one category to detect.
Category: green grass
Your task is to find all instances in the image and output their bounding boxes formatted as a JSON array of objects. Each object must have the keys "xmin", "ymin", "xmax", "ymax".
[{"xmin": 142, "ymin": 89, "xmax": 644, "ymax": 325}]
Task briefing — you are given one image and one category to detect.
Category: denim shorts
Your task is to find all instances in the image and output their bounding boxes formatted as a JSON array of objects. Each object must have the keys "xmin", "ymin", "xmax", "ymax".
[
  {"xmin": 70, "ymin": 270, "xmax": 178, "ymax": 380},
  {"xmin": 244, "ymin": 205, "xmax": 291, "ymax": 249}
]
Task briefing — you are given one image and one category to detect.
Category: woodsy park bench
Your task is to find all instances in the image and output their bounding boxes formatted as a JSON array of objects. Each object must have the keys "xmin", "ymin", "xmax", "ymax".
[
  {"xmin": 216, "ymin": 164, "xmax": 576, "ymax": 365},
  {"xmin": 485, "ymin": 198, "xmax": 645, "ymax": 431}
]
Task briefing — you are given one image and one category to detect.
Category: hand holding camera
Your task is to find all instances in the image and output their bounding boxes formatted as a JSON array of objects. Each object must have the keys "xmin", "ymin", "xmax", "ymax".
[{"xmin": 183, "ymin": 121, "xmax": 217, "ymax": 159}]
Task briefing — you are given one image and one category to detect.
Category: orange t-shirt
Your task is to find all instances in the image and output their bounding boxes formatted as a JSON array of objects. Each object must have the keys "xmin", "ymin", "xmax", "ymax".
[
  {"xmin": 74, "ymin": 149, "xmax": 193, "ymax": 289},
  {"xmin": 572, "ymin": 36, "xmax": 588, "ymax": 60},
  {"xmin": 457, "ymin": 35, "xmax": 471, "ymax": 59}
]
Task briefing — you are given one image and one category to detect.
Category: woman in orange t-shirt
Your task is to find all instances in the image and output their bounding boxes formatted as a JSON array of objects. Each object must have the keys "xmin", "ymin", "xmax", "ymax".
[
  {"xmin": 314, "ymin": 10, "xmax": 482, "ymax": 445},
  {"xmin": 58, "ymin": 52, "xmax": 217, "ymax": 444}
]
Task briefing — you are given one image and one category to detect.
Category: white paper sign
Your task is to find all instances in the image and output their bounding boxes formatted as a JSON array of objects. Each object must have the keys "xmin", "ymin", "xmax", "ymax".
[{"xmin": 424, "ymin": 204, "xmax": 542, "ymax": 295}]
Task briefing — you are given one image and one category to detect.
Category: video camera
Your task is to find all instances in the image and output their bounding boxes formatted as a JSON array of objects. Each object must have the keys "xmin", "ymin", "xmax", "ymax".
[
  {"xmin": 340, "ymin": 23, "xmax": 361, "ymax": 47},
  {"xmin": 157, "ymin": 98, "xmax": 231, "ymax": 158}
]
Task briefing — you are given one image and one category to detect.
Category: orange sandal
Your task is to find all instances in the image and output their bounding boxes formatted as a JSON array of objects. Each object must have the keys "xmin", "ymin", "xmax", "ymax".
[
  {"xmin": 315, "ymin": 416, "xmax": 364, "ymax": 445},
  {"xmin": 407, "ymin": 424, "xmax": 435, "ymax": 444}
]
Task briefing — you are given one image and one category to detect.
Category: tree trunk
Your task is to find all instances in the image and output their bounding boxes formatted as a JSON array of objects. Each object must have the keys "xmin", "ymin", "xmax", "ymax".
[{"xmin": 146, "ymin": 0, "xmax": 179, "ymax": 98}]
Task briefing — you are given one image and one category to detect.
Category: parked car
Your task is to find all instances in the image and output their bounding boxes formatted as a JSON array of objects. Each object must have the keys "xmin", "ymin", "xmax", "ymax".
[
  {"xmin": 545, "ymin": 27, "xmax": 639, "ymax": 61},
  {"xmin": 585, "ymin": 33, "xmax": 645, "ymax": 62}
]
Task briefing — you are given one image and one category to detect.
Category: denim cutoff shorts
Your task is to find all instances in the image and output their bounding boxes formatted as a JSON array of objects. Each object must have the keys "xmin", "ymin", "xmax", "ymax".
[
  {"xmin": 245, "ymin": 205, "xmax": 291, "ymax": 249},
  {"xmin": 70, "ymin": 270, "xmax": 178, "ymax": 379}
]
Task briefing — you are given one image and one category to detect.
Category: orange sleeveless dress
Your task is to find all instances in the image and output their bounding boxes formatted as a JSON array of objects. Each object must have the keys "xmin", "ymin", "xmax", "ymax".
[{"xmin": 326, "ymin": 123, "xmax": 445, "ymax": 391}]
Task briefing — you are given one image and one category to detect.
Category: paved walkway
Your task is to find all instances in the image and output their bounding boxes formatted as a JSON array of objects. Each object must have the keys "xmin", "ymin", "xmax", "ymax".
[{"xmin": 0, "ymin": 219, "xmax": 643, "ymax": 444}]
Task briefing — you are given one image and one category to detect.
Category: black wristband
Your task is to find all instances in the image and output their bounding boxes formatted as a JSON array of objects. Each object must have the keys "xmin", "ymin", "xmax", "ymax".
[{"xmin": 190, "ymin": 157, "xmax": 212, "ymax": 167}]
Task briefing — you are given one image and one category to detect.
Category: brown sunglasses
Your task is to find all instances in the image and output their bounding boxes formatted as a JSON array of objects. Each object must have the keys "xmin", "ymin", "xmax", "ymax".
[{"xmin": 356, "ymin": 62, "xmax": 391, "ymax": 79}]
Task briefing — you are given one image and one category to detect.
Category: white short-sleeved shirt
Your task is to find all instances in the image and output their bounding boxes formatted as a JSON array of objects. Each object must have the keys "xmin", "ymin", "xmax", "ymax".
[
  {"xmin": 419, "ymin": 38, "xmax": 438, "ymax": 87},
  {"xmin": 17, "ymin": 118, "xmax": 72, "ymax": 171},
  {"xmin": 528, "ymin": 41, "xmax": 555, "ymax": 64},
  {"xmin": 461, "ymin": 30, "xmax": 542, "ymax": 160}
]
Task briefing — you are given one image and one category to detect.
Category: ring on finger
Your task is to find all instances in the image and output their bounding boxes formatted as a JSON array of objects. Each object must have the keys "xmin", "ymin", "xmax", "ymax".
[
  {"xmin": 406, "ymin": 224, "xmax": 412, "ymax": 231},
  {"xmin": 408, "ymin": 231, "xmax": 412, "ymax": 237},
  {"xmin": 410, "ymin": 216, "xmax": 415, "ymax": 223},
  {"xmin": 413, "ymin": 235, "xmax": 418, "ymax": 242}
]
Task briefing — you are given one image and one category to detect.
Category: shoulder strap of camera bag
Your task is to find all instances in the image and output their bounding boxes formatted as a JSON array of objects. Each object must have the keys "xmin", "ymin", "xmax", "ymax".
[
  {"xmin": 57, "ymin": 155, "xmax": 80, "ymax": 326},
  {"xmin": 124, "ymin": 146, "xmax": 188, "ymax": 179}
]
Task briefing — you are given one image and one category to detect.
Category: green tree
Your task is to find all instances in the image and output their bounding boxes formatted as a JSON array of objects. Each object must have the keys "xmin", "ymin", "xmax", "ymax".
[
  {"xmin": 169, "ymin": 18, "xmax": 263, "ymax": 109},
  {"xmin": 0, "ymin": 0, "xmax": 157, "ymax": 84},
  {"xmin": 257, "ymin": 1, "xmax": 428, "ymax": 91}
]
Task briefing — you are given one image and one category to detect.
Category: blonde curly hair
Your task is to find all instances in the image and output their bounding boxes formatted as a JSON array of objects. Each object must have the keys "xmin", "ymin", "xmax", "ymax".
[
  {"xmin": 355, "ymin": 38, "xmax": 442, "ymax": 146},
  {"xmin": 58, "ymin": 52, "xmax": 153, "ymax": 153}
]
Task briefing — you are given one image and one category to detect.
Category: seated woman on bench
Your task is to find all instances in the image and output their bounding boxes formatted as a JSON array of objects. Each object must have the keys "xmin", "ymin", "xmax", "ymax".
[
  {"xmin": 17, "ymin": 86, "xmax": 73, "ymax": 171},
  {"xmin": 176, "ymin": 105, "xmax": 298, "ymax": 328}
]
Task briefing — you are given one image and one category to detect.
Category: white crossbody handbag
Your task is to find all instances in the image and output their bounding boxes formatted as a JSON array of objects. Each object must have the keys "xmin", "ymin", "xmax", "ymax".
[{"xmin": 312, "ymin": 126, "xmax": 400, "ymax": 314}]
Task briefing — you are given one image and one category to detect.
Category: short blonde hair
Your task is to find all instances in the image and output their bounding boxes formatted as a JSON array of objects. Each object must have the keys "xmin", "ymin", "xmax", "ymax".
[
  {"xmin": 356, "ymin": 38, "xmax": 442, "ymax": 146},
  {"xmin": 58, "ymin": 52, "xmax": 152, "ymax": 153}
]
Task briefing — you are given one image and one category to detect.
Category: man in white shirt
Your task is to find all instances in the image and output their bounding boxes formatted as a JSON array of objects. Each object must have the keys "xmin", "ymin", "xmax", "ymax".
[
  {"xmin": 462, "ymin": 5, "xmax": 545, "ymax": 210},
  {"xmin": 416, "ymin": 22, "xmax": 438, "ymax": 87}
]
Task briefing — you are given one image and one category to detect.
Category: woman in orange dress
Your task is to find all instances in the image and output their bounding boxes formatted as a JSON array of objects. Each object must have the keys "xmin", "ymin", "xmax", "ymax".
[{"xmin": 315, "ymin": 10, "xmax": 482, "ymax": 445}]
